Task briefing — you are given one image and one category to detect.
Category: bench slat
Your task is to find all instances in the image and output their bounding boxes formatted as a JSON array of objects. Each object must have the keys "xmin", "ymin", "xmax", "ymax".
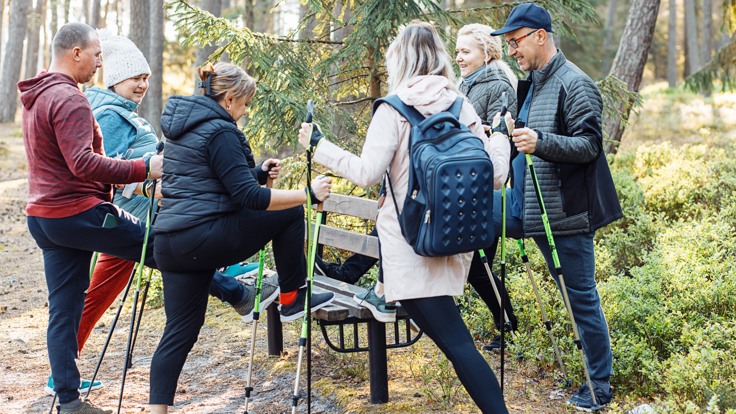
[
  {"xmin": 321, "ymin": 193, "xmax": 378, "ymax": 220},
  {"xmin": 306, "ymin": 225, "xmax": 379, "ymax": 259}
]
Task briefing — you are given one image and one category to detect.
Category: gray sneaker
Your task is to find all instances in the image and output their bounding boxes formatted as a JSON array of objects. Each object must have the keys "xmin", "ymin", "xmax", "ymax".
[
  {"xmin": 59, "ymin": 400, "xmax": 112, "ymax": 414},
  {"xmin": 235, "ymin": 274, "xmax": 280, "ymax": 322},
  {"xmin": 354, "ymin": 286, "xmax": 396, "ymax": 323},
  {"xmin": 242, "ymin": 274, "xmax": 280, "ymax": 323}
]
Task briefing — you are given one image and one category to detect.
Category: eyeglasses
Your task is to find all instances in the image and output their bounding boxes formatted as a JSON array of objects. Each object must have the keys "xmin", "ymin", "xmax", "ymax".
[{"xmin": 506, "ymin": 29, "xmax": 540, "ymax": 49}]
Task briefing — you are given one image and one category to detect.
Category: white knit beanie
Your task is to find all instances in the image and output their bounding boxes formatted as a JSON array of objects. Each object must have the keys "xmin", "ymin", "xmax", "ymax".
[{"xmin": 98, "ymin": 29, "xmax": 151, "ymax": 88}]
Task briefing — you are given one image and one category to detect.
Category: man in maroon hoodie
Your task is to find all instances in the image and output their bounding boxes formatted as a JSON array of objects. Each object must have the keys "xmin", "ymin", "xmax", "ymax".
[{"xmin": 18, "ymin": 22, "xmax": 162, "ymax": 414}]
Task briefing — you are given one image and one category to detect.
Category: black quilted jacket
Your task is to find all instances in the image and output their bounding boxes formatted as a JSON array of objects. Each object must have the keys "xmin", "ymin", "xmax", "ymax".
[{"xmin": 518, "ymin": 51, "xmax": 622, "ymax": 236}]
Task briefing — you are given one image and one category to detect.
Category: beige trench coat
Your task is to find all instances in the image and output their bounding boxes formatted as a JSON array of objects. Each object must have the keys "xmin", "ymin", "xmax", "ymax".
[{"xmin": 313, "ymin": 75, "xmax": 510, "ymax": 302}]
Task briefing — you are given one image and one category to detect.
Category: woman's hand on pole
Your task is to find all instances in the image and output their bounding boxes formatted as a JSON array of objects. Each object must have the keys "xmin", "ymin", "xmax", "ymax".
[
  {"xmin": 490, "ymin": 112, "xmax": 515, "ymax": 139},
  {"xmin": 309, "ymin": 175, "xmax": 332, "ymax": 203},
  {"xmin": 262, "ymin": 158, "xmax": 281, "ymax": 180},
  {"xmin": 298, "ymin": 122, "xmax": 324, "ymax": 151}
]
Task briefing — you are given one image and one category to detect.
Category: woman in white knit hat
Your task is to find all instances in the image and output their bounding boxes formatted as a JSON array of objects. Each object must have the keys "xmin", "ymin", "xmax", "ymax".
[{"xmin": 65, "ymin": 30, "xmax": 274, "ymax": 396}]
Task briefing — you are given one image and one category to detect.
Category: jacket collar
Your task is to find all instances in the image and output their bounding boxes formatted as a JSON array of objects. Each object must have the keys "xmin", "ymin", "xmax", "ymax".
[{"xmin": 528, "ymin": 49, "xmax": 566, "ymax": 87}]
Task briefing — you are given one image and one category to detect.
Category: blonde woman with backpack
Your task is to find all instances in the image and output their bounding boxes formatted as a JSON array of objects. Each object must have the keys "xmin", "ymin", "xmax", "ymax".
[{"xmin": 299, "ymin": 21, "xmax": 511, "ymax": 413}]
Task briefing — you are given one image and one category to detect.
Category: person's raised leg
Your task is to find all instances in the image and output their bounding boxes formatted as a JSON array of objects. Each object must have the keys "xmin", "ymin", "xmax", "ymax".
[{"xmin": 401, "ymin": 296, "xmax": 508, "ymax": 413}]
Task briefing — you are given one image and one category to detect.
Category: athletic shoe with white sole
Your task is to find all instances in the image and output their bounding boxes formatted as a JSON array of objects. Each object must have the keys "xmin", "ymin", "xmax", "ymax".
[
  {"xmin": 279, "ymin": 287, "xmax": 335, "ymax": 322},
  {"xmin": 239, "ymin": 274, "xmax": 280, "ymax": 323},
  {"xmin": 45, "ymin": 375, "xmax": 103, "ymax": 396},
  {"xmin": 353, "ymin": 286, "xmax": 396, "ymax": 323}
]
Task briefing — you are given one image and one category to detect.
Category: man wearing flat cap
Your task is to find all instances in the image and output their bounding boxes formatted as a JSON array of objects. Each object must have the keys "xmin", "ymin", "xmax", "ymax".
[{"xmin": 490, "ymin": 2, "xmax": 621, "ymax": 411}]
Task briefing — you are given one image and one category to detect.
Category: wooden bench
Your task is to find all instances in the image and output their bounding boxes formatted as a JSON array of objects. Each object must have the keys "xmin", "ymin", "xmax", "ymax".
[{"xmin": 265, "ymin": 194, "xmax": 423, "ymax": 404}]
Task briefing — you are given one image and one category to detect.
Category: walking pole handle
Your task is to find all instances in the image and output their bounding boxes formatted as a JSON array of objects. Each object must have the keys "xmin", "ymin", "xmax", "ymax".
[{"xmin": 306, "ymin": 100, "xmax": 314, "ymax": 123}]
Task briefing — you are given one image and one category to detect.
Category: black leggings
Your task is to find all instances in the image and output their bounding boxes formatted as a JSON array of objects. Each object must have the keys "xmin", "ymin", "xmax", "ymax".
[
  {"xmin": 401, "ymin": 296, "xmax": 508, "ymax": 413},
  {"xmin": 150, "ymin": 206, "xmax": 306, "ymax": 405}
]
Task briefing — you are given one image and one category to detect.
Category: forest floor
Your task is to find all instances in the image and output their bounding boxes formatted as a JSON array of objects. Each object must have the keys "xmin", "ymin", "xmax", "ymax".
[{"xmin": 2, "ymin": 82, "xmax": 731, "ymax": 414}]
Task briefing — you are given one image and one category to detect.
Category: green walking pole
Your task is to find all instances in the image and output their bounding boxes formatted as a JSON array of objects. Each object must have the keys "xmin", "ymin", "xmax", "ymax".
[
  {"xmin": 243, "ymin": 248, "xmax": 267, "ymax": 414},
  {"xmin": 516, "ymin": 239, "xmax": 568, "ymax": 383},
  {"xmin": 244, "ymin": 172, "xmax": 274, "ymax": 414},
  {"xmin": 291, "ymin": 100, "xmax": 319, "ymax": 414},
  {"xmin": 516, "ymin": 119, "xmax": 599, "ymax": 409}
]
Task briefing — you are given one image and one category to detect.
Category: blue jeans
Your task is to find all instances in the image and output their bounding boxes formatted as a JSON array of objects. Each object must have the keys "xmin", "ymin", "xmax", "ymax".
[
  {"xmin": 27, "ymin": 203, "xmax": 244, "ymax": 404},
  {"xmin": 494, "ymin": 190, "xmax": 612, "ymax": 382}
]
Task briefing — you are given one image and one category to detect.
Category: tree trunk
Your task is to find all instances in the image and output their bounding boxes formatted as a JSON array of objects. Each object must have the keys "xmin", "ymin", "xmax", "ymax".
[
  {"xmin": 63, "ymin": 0, "xmax": 71, "ymax": 24},
  {"xmin": 0, "ymin": 0, "xmax": 6, "ymax": 67},
  {"xmin": 701, "ymin": 0, "xmax": 712, "ymax": 64},
  {"xmin": 667, "ymin": 0, "xmax": 677, "ymax": 87},
  {"xmin": 0, "ymin": 0, "xmax": 31, "ymax": 122},
  {"xmin": 143, "ymin": 0, "xmax": 164, "ymax": 135},
  {"xmin": 194, "ymin": 0, "xmax": 222, "ymax": 94},
  {"xmin": 81, "ymin": 0, "xmax": 89, "ymax": 24},
  {"xmin": 603, "ymin": 0, "xmax": 661, "ymax": 154},
  {"xmin": 129, "ymin": 0, "xmax": 151, "ymax": 122},
  {"xmin": 243, "ymin": 0, "xmax": 254, "ymax": 29},
  {"xmin": 600, "ymin": 0, "xmax": 619, "ymax": 76},
  {"xmin": 24, "ymin": 0, "xmax": 46, "ymax": 81},
  {"xmin": 683, "ymin": 0, "xmax": 699, "ymax": 76},
  {"xmin": 298, "ymin": 2, "xmax": 317, "ymax": 40},
  {"xmin": 89, "ymin": 0, "xmax": 101, "ymax": 28},
  {"xmin": 50, "ymin": 0, "xmax": 58, "ymax": 36}
]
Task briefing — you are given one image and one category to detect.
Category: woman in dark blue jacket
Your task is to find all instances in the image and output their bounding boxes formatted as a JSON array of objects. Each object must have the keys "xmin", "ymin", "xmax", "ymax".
[{"xmin": 149, "ymin": 62, "xmax": 334, "ymax": 412}]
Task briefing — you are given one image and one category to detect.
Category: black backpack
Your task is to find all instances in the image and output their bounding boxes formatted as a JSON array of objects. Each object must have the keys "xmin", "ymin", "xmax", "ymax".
[{"xmin": 373, "ymin": 95, "xmax": 495, "ymax": 257}]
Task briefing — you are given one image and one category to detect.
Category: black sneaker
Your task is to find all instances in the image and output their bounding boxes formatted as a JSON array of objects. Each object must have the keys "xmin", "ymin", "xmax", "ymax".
[
  {"xmin": 482, "ymin": 333, "xmax": 514, "ymax": 352},
  {"xmin": 279, "ymin": 287, "xmax": 335, "ymax": 322},
  {"xmin": 565, "ymin": 381, "xmax": 612, "ymax": 411},
  {"xmin": 314, "ymin": 256, "xmax": 354, "ymax": 283}
]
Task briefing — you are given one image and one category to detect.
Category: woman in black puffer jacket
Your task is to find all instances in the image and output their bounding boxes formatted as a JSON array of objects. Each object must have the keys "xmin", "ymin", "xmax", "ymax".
[{"xmin": 149, "ymin": 62, "xmax": 335, "ymax": 413}]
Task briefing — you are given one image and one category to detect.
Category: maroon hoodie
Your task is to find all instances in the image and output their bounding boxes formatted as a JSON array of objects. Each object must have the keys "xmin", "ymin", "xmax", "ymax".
[{"xmin": 19, "ymin": 72, "xmax": 147, "ymax": 218}]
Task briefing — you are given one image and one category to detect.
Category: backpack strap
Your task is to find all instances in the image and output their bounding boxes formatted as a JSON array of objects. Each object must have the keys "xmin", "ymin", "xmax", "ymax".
[
  {"xmin": 447, "ymin": 97, "xmax": 464, "ymax": 119},
  {"xmin": 372, "ymin": 95, "xmax": 425, "ymax": 126}
]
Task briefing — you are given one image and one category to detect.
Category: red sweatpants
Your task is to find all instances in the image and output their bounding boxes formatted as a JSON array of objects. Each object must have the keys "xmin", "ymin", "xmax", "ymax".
[{"xmin": 77, "ymin": 253, "xmax": 136, "ymax": 354}]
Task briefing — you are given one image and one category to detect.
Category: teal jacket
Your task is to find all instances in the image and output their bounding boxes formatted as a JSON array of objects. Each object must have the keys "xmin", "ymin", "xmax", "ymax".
[{"xmin": 85, "ymin": 87, "xmax": 158, "ymax": 220}]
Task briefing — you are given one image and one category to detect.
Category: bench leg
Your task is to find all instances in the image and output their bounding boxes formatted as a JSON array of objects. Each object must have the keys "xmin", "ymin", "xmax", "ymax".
[
  {"xmin": 266, "ymin": 302, "xmax": 283, "ymax": 356},
  {"xmin": 367, "ymin": 320, "xmax": 388, "ymax": 404}
]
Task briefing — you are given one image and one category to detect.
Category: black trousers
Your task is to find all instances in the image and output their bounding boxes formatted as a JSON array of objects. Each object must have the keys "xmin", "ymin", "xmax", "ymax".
[
  {"xmin": 467, "ymin": 241, "xmax": 519, "ymax": 331},
  {"xmin": 401, "ymin": 296, "xmax": 508, "ymax": 413},
  {"xmin": 150, "ymin": 206, "xmax": 306, "ymax": 405}
]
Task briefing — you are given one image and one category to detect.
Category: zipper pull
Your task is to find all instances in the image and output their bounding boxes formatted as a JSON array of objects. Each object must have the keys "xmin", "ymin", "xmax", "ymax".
[{"xmin": 424, "ymin": 210, "xmax": 431, "ymax": 223}]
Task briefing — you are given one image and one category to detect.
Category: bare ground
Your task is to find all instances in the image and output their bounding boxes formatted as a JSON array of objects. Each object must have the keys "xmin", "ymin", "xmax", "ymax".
[{"xmin": 0, "ymin": 121, "xmax": 588, "ymax": 414}]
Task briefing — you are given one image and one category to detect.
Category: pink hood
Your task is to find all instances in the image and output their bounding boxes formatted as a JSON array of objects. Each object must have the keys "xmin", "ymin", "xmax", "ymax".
[{"xmin": 395, "ymin": 75, "xmax": 461, "ymax": 117}]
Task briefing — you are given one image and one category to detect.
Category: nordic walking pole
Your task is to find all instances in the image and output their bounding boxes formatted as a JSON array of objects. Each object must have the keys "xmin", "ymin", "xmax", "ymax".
[
  {"xmin": 516, "ymin": 239, "xmax": 568, "ymax": 383},
  {"xmin": 516, "ymin": 119, "xmax": 599, "ymax": 409},
  {"xmin": 291, "ymin": 100, "xmax": 319, "ymax": 414},
  {"xmin": 83, "ymin": 265, "xmax": 139, "ymax": 401},
  {"xmin": 498, "ymin": 93, "xmax": 510, "ymax": 392},
  {"xmin": 243, "ymin": 174, "xmax": 273, "ymax": 414},
  {"xmin": 126, "ymin": 267, "xmax": 154, "ymax": 368},
  {"xmin": 117, "ymin": 143, "xmax": 163, "ymax": 414},
  {"xmin": 243, "ymin": 249, "xmax": 267, "ymax": 414}
]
